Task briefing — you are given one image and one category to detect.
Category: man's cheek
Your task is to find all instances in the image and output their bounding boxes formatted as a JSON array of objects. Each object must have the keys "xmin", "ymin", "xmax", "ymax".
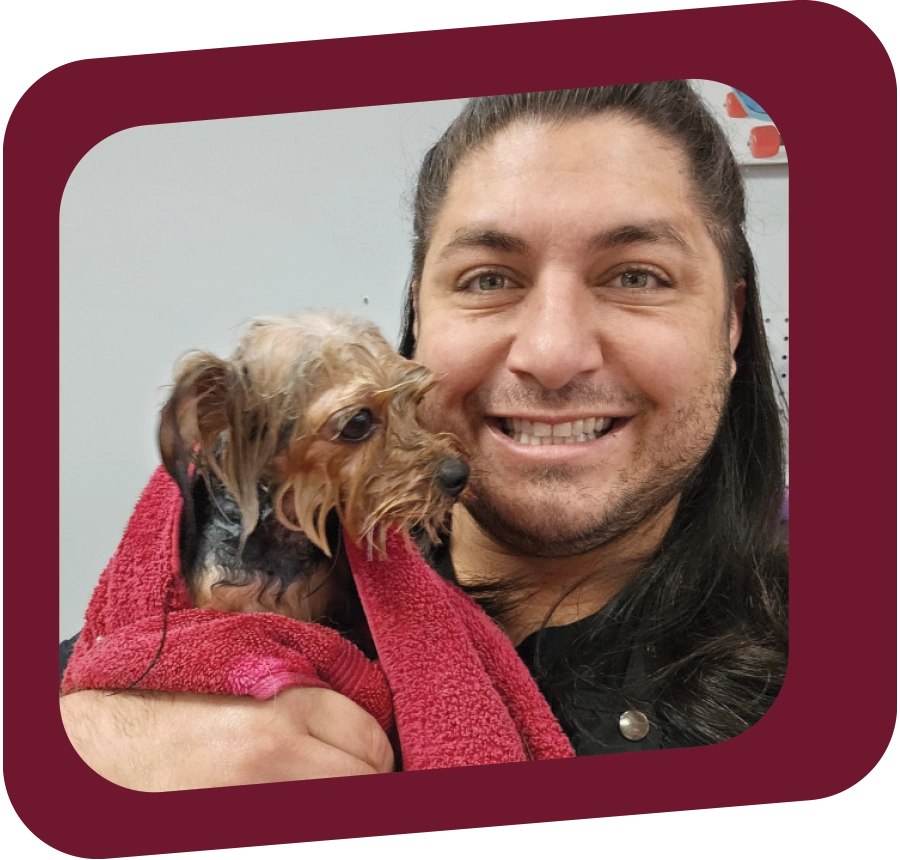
[
  {"xmin": 634, "ymin": 332, "xmax": 713, "ymax": 395},
  {"xmin": 413, "ymin": 328, "xmax": 455, "ymax": 377}
]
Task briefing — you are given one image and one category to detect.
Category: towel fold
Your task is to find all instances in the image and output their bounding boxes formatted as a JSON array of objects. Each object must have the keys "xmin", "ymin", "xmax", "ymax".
[{"xmin": 63, "ymin": 467, "xmax": 574, "ymax": 769}]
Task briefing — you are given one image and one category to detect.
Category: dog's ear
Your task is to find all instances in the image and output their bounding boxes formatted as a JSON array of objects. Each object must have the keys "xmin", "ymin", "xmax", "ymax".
[{"xmin": 159, "ymin": 353, "xmax": 232, "ymax": 503}]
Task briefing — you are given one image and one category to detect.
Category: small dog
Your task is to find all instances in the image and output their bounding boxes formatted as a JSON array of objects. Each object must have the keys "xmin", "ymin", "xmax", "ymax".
[{"xmin": 158, "ymin": 310, "xmax": 468, "ymax": 653}]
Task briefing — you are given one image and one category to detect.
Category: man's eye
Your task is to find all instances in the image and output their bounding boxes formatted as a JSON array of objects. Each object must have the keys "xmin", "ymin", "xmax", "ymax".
[
  {"xmin": 475, "ymin": 273, "xmax": 507, "ymax": 291},
  {"xmin": 614, "ymin": 269, "xmax": 671, "ymax": 289},
  {"xmin": 620, "ymin": 270, "xmax": 650, "ymax": 288},
  {"xmin": 338, "ymin": 409, "xmax": 375, "ymax": 442},
  {"xmin": 460, "ymin": 272, "xmax": 512, "ymax": 292}
]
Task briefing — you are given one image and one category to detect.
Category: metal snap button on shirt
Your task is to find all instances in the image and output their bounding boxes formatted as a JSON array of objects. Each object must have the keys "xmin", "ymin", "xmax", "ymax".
[{"xmin": 619, "ymin": 709, "xmax": 650, "ymax": 741}]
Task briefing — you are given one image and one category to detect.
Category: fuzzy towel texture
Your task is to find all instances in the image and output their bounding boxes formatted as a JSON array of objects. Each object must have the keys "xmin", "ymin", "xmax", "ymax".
[{"xmin": 63, "ymin": 467, "xmax": 574, "ymax": 769}]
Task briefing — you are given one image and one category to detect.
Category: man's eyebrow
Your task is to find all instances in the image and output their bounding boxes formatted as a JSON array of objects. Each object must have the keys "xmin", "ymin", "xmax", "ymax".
[
  {"xmin": 438, "ymin": 229, "xmax": 530, "ymax": 259},
  {"xmin": 588, "ymin": 222, "xmax": 692, "ymax": 254},
  {"xmin": 437, "ymin": 222, "xmax": 694, "ymax": 259}
]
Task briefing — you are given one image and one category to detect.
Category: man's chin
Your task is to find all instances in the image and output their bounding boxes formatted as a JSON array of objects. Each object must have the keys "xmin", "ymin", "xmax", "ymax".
[
  {"xmin": 462, "ymin": 496, "xmax": 619, "ymax": 559},
  {"xmin": 461, "ymin": 474, "xmax": 686, "ymax": 559}
]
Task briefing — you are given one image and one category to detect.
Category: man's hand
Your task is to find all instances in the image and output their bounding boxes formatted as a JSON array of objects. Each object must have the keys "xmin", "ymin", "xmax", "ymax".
[{"xmin": 60, "ymin": 687, "xmax": 395, "ymax": 791}]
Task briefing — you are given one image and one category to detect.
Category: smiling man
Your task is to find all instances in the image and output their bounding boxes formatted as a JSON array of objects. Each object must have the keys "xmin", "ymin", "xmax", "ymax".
[
  {"xmin": 400, "ymin": 84, "xmax": 787, "ymax": 753},
  {"xmin": 61, "ymin": 83, "xmax": 787, "ymax": 785},
  {"xmin": 415, "ymin": 117, "xmax": 740, "ymax": 565}
]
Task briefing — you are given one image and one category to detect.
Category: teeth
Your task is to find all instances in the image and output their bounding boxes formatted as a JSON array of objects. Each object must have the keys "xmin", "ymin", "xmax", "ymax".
[{"xmin": 501, "ymin": 416, "xmax": 617, "ymax": 445}]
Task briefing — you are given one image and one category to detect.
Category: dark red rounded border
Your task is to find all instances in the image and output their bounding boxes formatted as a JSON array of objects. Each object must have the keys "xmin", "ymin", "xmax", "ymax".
[{"xmin": 4, "ymin": 3, "xmax": 896, "ymax": 857}]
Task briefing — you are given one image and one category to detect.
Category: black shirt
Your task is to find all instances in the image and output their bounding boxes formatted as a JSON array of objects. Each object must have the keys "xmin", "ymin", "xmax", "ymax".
[{"xmin": 429, "ymin": 542, "xmax": 661, "ymax": 756}]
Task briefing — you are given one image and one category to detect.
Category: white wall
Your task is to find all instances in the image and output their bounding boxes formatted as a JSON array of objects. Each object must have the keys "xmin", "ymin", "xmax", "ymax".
[
  {"xmin": 693, "ymin": 79, "xmax": 789, "ymax": 406},
  {"xmin": 59, "ymin": 85, "xmax": 788, "ymax": 639}
]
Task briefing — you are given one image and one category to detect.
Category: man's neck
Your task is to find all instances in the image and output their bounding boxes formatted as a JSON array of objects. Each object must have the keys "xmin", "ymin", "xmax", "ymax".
[{"xmin": 448, "ymin": 502, "xmax": 677, "ymax": 645}]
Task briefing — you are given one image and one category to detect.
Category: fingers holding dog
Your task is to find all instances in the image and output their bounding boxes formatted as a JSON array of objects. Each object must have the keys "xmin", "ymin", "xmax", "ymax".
[{"xmin": 291, "ymin": 687, "xmax": 396, "ymax": 775}]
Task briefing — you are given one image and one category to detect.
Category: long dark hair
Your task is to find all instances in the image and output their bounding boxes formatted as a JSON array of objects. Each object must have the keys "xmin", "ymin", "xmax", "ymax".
[{"xmin": 399, "ymin": 82, "xmax": 787, "ymax": 747}]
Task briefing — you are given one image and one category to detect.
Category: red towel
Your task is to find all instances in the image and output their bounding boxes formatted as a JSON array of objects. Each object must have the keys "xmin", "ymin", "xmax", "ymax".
[{"xmin": 63, "ymin": 467, "xmax": 575, "ymax": 769}]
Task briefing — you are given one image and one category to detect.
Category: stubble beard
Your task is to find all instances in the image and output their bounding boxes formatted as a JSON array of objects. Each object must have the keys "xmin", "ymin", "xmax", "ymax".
[
  {"xmin": 453, "ymin": 364, "xmax": 733, "ymax": 560},
  {"xmin": 463, "ymin": 454, "xmax": 697, "ymax": 559}
]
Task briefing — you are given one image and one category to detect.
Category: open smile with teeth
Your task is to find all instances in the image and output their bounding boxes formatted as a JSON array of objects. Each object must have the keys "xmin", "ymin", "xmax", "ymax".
[{"xmin": 500, "ymin": 416, "xmax": 615, "ymax": 446}]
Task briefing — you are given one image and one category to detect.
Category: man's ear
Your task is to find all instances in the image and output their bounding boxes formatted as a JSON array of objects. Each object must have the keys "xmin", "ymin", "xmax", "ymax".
[{"xmin": 729, "ymin": 280, "xmax": 746, "ymax": 379}]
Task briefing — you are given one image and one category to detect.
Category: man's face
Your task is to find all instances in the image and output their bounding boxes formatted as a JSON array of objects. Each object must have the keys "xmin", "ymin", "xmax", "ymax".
[{"xmin": 414, "ymin": 116, "xmax": 743, "ymax": 557}]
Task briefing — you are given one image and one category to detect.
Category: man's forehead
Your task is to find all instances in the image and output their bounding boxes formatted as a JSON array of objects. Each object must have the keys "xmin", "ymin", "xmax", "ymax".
[
  {"xmin": 433, "ymin": 124, "xmax": 708, "ymax": 242},
  {"xmin": 455, "ymin": 115, "xmax": 690, "ymax": 186}
]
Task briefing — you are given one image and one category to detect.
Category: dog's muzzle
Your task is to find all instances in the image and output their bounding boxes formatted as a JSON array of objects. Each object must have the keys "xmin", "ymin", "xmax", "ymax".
[{"xmin": 436, "ymin": 457, "xmax": 469, "ymax": 499}]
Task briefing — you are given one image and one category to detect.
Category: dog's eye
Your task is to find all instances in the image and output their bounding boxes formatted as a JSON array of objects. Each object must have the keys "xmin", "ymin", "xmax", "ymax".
[{"xmin": 338, "ymin": 409, "xmax": 376, "ymax": 442}]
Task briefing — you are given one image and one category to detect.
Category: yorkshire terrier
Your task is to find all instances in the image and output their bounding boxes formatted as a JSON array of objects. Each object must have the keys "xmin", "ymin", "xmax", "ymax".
[{"xmin": 158, "ymin": 310, "xmax": 468, "ymax": 655}]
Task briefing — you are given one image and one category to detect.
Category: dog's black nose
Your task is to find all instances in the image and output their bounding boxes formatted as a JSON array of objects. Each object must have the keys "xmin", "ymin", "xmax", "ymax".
[{"xmin": 437, "ymin": 457, "xmax": 469, "ymax": 498}]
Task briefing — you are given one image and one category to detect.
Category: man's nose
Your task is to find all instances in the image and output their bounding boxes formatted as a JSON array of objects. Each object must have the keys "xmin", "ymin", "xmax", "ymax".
[{"xmin": 505, "ymin": 278, "xmax": 604, "ymax": 390}]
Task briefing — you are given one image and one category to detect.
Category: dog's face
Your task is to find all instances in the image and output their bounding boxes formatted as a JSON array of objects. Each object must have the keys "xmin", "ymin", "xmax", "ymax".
[{"xmin": 159, "ymin": 311, "xmax": 468, "ymax": 555}]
